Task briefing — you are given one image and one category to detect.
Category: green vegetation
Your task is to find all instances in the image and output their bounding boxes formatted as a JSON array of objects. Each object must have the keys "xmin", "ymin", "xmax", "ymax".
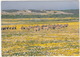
[
  {"xmin": 2, "ymin": 9, "xmax": 79, "ymax": 18},
  {"xmin": 2, "ymin": 14, "xmax": 79, "ymax": 18},
  {"xmin": 61, "ymin": 9, "xmax": 79, "ymax": 14},
  {"xmin": 2, "ymin": 9, "xmax": 19, "ymax": 12}
]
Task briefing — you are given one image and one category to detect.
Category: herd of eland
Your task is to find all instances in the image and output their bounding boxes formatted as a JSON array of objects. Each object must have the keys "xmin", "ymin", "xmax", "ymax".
[{"xmin": 2, "ymin": 24, "xmax": 68, "ymax": 31}]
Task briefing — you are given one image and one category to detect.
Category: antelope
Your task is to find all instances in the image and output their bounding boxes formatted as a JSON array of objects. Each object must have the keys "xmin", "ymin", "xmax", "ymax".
[
  {"xmin": 34, "ymin": 26, "xmax": 40, "ymax": 31},
  {"xmin": 64, "ymin": 24, "xmax": 68, "ymax": 27},
  {"xmin": 41, "ymin": 25, "xmax": 49, "ymax": 30},
  {"xmin": 11, "ymin": 27, "xmax": 16, "ymax": 30},
  {"xmin": 21, "ymin": 26, "xmax": 26, "ymax": 29},
  {"xmin": 1, "ymin": 27, "xmax": 6, "ymax": 30},
  {"xmin": 2, "ymin": 27, "xmax": 10, "ymax": 30}
]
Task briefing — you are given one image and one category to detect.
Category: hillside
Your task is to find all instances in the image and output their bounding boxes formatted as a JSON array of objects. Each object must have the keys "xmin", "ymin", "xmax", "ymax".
[
  {"xmin": 1, "ymin": 9, "xmax": 79, "ymax": 18},
  {"xmin": 2, "ymin": 9, "xmax": 73, "ymax": 15}
]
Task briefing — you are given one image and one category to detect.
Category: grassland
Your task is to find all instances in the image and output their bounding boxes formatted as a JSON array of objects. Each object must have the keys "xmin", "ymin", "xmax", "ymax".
[{"xmin": 2, "ymin": 17, "xmax": 79, "ymax": 56}]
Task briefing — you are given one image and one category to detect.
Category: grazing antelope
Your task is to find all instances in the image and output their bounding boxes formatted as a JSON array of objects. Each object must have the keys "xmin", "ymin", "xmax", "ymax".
[
  {"xmin": 41, "ymin": 25, "xmax": 49, "ymax": 30},
  {"xmin": 34, "ymin": 26, "xmax": 40, "ymax": 31},
  {"xmin": 21, "ymin": 26, "xmax": 30, "ymax": 31},
  {"xmin": 2, "ymin": 27, "xmax": 10, "ymax": 30},
  {"xmin": 48, "ymin": 25, "xmax": 53, "ymax": 29},
  {"xmin": 1, "ymin": 24, "xmax": 68, "ymax": 31},
  {"xmin": 62, "ymin": 24, "xmax": 68, "ymax": 28},
  {"xmin": 64, "ymin": 24, "xmax": 68, "ymax": 27},
  {"xmin": 6, "ymin": 27, "xmax": 9, "ymax": 30},
  {"xmin": 28, "ymin": 26, "xmax": 34, "ymax": 30},
  {"xmin": 29, "ymin": 26, "xmax": 34, "ymax": 28},
  {"xmin": 21, "ymin": 26, "xmax": 26, "ymax": 29},
  {"xmin": 55, "ymin": 24, "xmax": 62, "ymax": 29},
  {"xmin": 58, "ymin": 24, "xmax": 63, "ymax": 28},
  {"xmin": 26, "ymin": 27, "xmax": 30, "ymax": 31},
  {"xmin": 52, "ymin": 25, "xmax": 57, "ymax": 29},
  {"xmin": 8, "ymin": 27, "xmax": 12, "ymax": 29},
  {"xmin": 1, "ymin": 27, "xmax": 6, "ymax": 30},
  {"xmin": 11, "ymin": 27, "xmax": 16, "ymax": 30}
]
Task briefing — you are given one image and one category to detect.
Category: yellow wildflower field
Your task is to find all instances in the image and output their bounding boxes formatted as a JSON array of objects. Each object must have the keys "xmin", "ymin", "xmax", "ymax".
[{"xmin": 2, "ymin": 18, "xmax": 79, "ymax": 56}]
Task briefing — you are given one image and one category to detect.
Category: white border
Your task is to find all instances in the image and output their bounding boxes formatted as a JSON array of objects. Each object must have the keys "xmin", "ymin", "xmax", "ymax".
[
  {"xmin": 79, "ymin": 0, "xmax": 80, "ymax": 56},
  {"xmin": 0, "ymin": 0, "xmax": 2, "ymax": 57},
  {"xmin": 1, "ymin": 0, "xmax": 79, "ymax": 1}
]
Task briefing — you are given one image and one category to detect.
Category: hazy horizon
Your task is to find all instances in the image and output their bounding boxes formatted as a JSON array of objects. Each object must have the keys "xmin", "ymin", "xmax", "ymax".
[{"xmin": 1, "ymin": 1, "xmax": 79, "ymax": 10}]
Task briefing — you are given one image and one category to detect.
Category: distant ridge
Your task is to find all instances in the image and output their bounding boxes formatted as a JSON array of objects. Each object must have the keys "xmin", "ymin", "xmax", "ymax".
[{"xmin": 2, "ymin": 9, "xmax": 73, "ymax": 15}]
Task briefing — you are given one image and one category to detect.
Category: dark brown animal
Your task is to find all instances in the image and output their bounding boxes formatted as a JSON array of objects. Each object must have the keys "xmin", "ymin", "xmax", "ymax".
[
  {"xmin": 61, "ymin": 24, "xmax": 68, "ymax": 28},
  {"xmin": 11, "ymin": 27, "xmax": 16, "ymax": 30},
  {"xmin": 21, "ymin": 26, "xmax": 26, "ymax": 29},
  {"xmin": 1, "ymin": 27, "xmax": 6, "ymax": 30},
  {"xmin": 64, "ymin": 24, "xmax": 68, "ymax": 27},
  {"xmin": 52, "ymin": 25, "xmax": 56, "ymax": 29},
  {"xmin": 2, "ymin": 27, "xmax": 10, "ymax": 30}
]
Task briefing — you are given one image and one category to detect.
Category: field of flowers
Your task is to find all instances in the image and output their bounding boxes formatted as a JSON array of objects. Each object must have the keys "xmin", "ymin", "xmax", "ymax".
[{"xmin": 2, "ymin": 18, "xmax": 79, "ymax": 56}]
